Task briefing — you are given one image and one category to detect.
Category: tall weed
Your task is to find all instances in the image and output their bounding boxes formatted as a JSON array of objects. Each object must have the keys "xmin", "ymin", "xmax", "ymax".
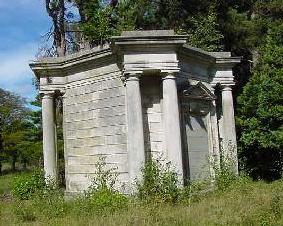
[{"xmin": 137, "ymin": 160, "xmax": 180, "ymax": 203}]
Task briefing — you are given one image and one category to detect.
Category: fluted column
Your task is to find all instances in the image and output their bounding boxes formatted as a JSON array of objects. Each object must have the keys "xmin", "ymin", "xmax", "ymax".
[
  {"xmin": 42, "ymin": 92, "xmax": 58, "ymax": 183},
  {"xmin": 125, "ymin": 73, "xmax": 145, "ymax": 187},
  {"xmin": 221, "ymin": 85, "xmax": 238, "ymax": 173},
  {"xmin": 162, "ymin": 73, "xmax": 183, "ymax": 184}
]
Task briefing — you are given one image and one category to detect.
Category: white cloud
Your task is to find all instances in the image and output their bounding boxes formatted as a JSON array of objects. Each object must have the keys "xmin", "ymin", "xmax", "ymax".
[{"xmin": 0, "ymin": 42, "xmax": 38, "ymax": 100}]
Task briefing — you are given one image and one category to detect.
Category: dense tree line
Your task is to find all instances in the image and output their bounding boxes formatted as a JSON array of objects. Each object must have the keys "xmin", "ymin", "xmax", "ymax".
[
  {"xmin": 66, "ymin": 0, "xmax": 282, "ymax": 180},
  {"xmin": 0, "ymin": 89, "xmax": 42, "ymax": 173},
  {"xmin": 2, "ymin": 0, "xmax": 280, "ymax": 179},
  {"xmin": 0, "ymin": 90, "xmax": 66, "ymax": 175}
]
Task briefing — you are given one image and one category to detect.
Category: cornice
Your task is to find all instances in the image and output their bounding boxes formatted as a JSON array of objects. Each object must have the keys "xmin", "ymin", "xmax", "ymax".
[
  {"xmin": 111, "ymin": 31, "xmax": 188, "ymax": 53},
  {"xmin": 29, "ymin": 46, "xmax": 113, "ymax": 77},
  {"xmin": 180, "ymin": 44, "xmax": 242, "ymax": 67}
]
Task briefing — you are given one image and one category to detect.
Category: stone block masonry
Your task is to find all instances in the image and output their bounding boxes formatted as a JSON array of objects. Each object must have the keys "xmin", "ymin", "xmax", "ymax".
[{"xmin": 30, "ymin": 30, "xmax": 241, "ymax": 195}]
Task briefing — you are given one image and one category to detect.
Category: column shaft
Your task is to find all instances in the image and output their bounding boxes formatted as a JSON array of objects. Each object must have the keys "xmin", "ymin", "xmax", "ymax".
[
  {"xmin": 221, "ymin": 86, "xmax": 238, "ymax": 173},
  {"xmin": 162, "ymin": 74, "xmax": 183, "ymax": 184},
  {"xmin": 125, "ymin": 74, "xmax": 145, "ymax": 187},
  {"xmin": 42, "ymin": 92, "xmax": 58, "ymax": 183}
]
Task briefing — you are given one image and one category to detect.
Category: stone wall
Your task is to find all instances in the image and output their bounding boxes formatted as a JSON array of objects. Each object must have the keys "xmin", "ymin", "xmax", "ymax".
[
  {"xmin": 63, "ymin": 67, "xmax": 128, "ymax": 193},
  {"xmin": 183, "ymin": 115, "xmax": 210, "ymax": 180},
  {"xmin": 31, "ymin": 31, "xmax": 240, "ymax": 193},
  {"xmin": 141, "ymin": 77, "xmax": 165, "ymax": 161}
]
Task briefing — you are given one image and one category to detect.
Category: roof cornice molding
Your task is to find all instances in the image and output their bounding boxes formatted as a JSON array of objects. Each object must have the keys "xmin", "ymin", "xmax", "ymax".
[
  {"xmin": 111, "ymin": 30, "xmax": 188, "ymax": 53},
  {"xmin": 180, "ymin": 44, "xmax": 241, "ymax": 66},
  {"xmin": 29, "ymin": 46, "xmax": 113, "ymax": 76},
  {"xmin": 29, "ymin": 30, "xmax": 242, "ymax": 78}
]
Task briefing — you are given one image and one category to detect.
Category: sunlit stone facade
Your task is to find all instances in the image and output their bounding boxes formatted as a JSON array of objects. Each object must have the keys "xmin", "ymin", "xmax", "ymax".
[{"xmin": 30, "ymin": 30, "xmax": 241, "ymax": 195}]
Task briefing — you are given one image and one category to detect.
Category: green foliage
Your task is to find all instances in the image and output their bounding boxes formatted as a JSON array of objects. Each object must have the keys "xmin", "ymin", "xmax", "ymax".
[
  {"xmin": 81, "ymin": 188, "xmax": 129, "ymax": 215},
  {"xmin": 237, "ymin": 19, "xmax": 283, "ymax": 180},
  {"xmin": 214, "ymin": 161, "xmax": 238, "ymax": 192},
  {"xmin": 12, "ymin": 169, "xmax": 45, "ymax": 200},
  {"xmin": 0, "ymin": 88, "xmax": 28, "ymax": 173},
  {"xmin": 11, "ymin": 171, "xmax": 67, "ymax": 222},
  {"xmin": 13, "ymin": 186, "xmax": 67, "ymax": 222},
  {"xmin": 137, "ymin": 160, "xmax": 179, "ymax": 203},
  {"xmin": 111, "ymin": 0, "xmax": 136, "ymax": 33},
  {"xmin": 0, "ymin": 88, "xmax": 27, "ymax": 130},
  {"xmin": 89, "ymin": 156, "xmax": 118, "ymax": 191},
  {"xmin": 14, "ymin": 201, "xmax": 37, "ymax": 222},
  {"xmin": 78, "ymin": 0, "xmax": 223, "ymax": 51},
  {"xmin": 3, "ymin": 168, "xmax": 283, "ymax": 225},
  {"xmin": 78, "ymin": 156, "xmax": 129, "ymax": 215},
  {"xmin": 179, "ymin": 6, "xmax": 223, "ymax": 51},
  {"xmin": 81, "ymin": 0, "xmax": 114, "ymax": 45}
]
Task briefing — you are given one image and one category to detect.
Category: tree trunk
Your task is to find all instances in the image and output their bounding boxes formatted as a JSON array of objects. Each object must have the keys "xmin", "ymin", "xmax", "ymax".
[{"xmin": 45, "ymin": 0, "xmax": 66, "ymax": 57}]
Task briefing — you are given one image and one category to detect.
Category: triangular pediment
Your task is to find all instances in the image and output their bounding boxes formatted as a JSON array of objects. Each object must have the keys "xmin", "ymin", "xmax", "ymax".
[{"xmin": 183, "ymin": 82, "xmax": 216, "ymax": 101}]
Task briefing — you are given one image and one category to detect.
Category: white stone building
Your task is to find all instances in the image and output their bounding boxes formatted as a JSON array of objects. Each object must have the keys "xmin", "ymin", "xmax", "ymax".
[{"xmin": 30, "ymin": 30, "xmax": 241, "ymax": 195}]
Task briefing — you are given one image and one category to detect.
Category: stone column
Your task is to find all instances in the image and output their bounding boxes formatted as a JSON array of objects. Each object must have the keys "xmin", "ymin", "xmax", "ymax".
[
  {"xmin": 221, "ymin": 85, "xmax": 238, "ymax": 173},
  {"xmin": 42, "ymin": 92, "xmax": 58, "ymax": 183},
  {"xmin": 125, "ymin": 73, "xmax": 145, "ymax": 188},
  {"xmin": 162, "ymin": 73, "xmax": 183, "ymax": 184}
]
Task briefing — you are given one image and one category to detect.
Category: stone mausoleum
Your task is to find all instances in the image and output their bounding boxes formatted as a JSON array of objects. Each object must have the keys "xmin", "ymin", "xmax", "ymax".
[{"xmin": 30, "ymin": 30, "xmax": 241, "ymax": 195}]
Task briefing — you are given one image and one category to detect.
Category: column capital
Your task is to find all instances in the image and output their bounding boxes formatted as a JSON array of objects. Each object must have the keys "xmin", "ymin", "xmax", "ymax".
[
  {"xmin": 221, "ymin": 85, "xmax": 233, "ymax": 92},
  {"xmin": 40, "ymin": 91, "xmax": 55, "ymax": 99},
  {"xmin": 161, "ymin": 72, "xmax": 177, "ymax": 80},
  {"xmin": 60, "ymin": 90, "xmax": 67, "ymax": 99},
  {"xmin": 123, "ymin": 72, "xmax": 142, "ymax": 83}
]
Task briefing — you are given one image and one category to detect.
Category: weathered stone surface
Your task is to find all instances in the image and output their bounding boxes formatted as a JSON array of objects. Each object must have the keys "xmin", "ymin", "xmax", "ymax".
[
  {"xmin": 30, "ymin": 30, "xmax": 240, "ymax": 195},
  {"xmin": 122, "ymin": 30, "xmax": 175, "ymax": 37},
  {"xmin": 141, "ymin": 77, "xmax": 165, "ymax": 161}
]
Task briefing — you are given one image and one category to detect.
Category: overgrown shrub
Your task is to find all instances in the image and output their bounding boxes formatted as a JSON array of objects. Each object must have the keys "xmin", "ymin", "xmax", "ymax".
[
  {"xmin": 13, "ymin": 187, "xmax": 67, "ymax": 222},
  {"xmin": 80, "ymin": 156, "xmax": 129, "ymax": 215},
  {"xmin": 89, "ymin": 156, "xmax": 118, "ymax": 191},
  {"xmin": 12, "ymin": 169, "xmax": 45, "ymax": 200},
  {"xmin": 214, "ymin": 161, "xmax": 238, "ymax": 191},
  {"xmin": 82, "ymin": 188, "xmax": 129, "ymax": 215},
  {"xmin": 13, "ymin": 200, "xmax": 37, "ymax": 222},
  {"xmin": 137, "ymin": 160, "xmax": 180, "ymax": 203}
]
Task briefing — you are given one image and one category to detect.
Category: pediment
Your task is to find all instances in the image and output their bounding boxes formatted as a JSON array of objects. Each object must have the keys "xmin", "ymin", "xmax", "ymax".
[{"xmin": 183, "ymin": 82, "xmax": 216, "ymax": 101}]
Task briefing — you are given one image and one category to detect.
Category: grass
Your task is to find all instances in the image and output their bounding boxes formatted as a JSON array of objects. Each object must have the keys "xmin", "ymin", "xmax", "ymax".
[{"xmin": 1, "ymin": 172, "xmax": 283, "ymax": 226}]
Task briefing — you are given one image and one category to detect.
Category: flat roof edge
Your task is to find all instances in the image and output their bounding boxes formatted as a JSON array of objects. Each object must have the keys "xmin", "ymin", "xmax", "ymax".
[{"xmin": 30, "ymin": 45, "xmax": 112, "ymax": 69}]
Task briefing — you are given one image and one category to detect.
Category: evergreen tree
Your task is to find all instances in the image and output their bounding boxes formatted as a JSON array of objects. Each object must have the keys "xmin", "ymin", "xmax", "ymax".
[
  {"xmin": 42, "ymin": 0, "xmax": 283, "ymax": 180},
  {"xmin": 237, "ymin": 18, "xmax": 283, "ymax": 180}
]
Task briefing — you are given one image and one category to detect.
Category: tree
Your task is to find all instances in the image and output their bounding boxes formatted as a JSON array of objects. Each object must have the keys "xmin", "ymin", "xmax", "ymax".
[
  {"xmin": 45, "ymin": 0, "xmax": 67, "ymax": 56},
  {"xmin": 237, "ymin": 17, "xmax": 283, "ymax": 180},
  {"xmin": 40, "ymin": 0, "xmax": 283, "ymax": 180},
  {"xmin": 178, "ymin": 5, "xmax": 223, "ymax": 51},
  {"xmin": 0, "ymin": 88, "xmax": 27, "ymax": 174},
  {"xmin": 76, "ymin": 0, "xmax": 223, "ymax": 51}
]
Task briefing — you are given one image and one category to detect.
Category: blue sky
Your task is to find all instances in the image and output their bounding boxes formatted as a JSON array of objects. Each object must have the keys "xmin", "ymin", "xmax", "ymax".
[{"xmin": 0, "ymin": 0, "xmax": 51, "ymax": 103}]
